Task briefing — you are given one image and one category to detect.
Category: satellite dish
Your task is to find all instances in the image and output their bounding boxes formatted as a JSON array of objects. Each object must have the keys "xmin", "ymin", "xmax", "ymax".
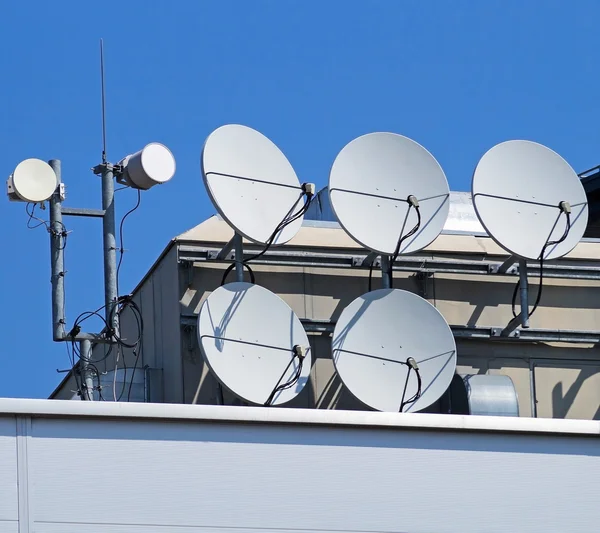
[
  {"xmin": 197, "ymin": 281, "xmax": 312, "ymax": 406},
  {"xmin": 472, "ymin": 140, "xmax": 588, "ymax": 260},
  {"xmin": 328, "ymin": 132, "xmax": 450, "ymax": 255},
  {"xmin": 6, "ymin": 158, "xmax": 57, "ymax": 203},
  {"xmin": 201, "ymin": 124, "xmax": 306, "ymax": 245},
  {"xmin": 331, "ymin": 288, "xmax": 456, "ymax": 413},
  {"xmin": 118, "ymin": 142, "xmax": 176, "ymax": 190}
]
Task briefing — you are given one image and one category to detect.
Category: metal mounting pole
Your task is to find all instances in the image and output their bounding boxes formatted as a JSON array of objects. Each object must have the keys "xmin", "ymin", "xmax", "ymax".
[
  {"xmin": 381, "ymin": 256, "xmax": 391, "ymax": 289},
  {"xmin": 518, "ymin": 259, "xmax": 530, "ymax": 329},
  {"xmin": 501, "ymin": 259, "xmax": 530, "ymax": 336},
  {"xmin": 80, "ymin": 339, "xmax": 95, "ymax": 401},
  {"xmin": 234, "ymin": 233, "xmax": 244, "ymax": 282},
  {"xmin": 101, "ymin": 164, "xmax": 118, "ymax": 334},
  {"xmin": 48, "ymin": 160, "xmax": 66, "ymax": 342}
]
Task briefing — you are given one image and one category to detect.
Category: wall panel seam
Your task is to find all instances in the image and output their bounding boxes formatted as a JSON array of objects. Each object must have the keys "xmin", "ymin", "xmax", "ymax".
[{"xmin": 15, "ymin": 416, "xmax": 32, "ymax": 533}]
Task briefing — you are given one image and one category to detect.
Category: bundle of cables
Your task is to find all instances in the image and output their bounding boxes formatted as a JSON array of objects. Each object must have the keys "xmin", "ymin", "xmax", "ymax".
[
  {"xmin": 511, "ymin": 201, "xmax": 572, "ymax": 321},
  {"xmin": 66, "ymin": 294, "xmax": 144, "ymax": 401},
  {"xmin": 108, "ymin": 295, "xmax": 144, "ymax": 402},
  {"xmin": 400, "ymin": 357, "xmax": 422, "ymax": 413},
  {"xmin": 221, "ymin": 183, "xmax": 315, "ymax": 286},
  {"xmin": 264, "ymin": 344, "xmax": 306, "ymax": 406},
  {"xmin": 369, "ymin": 195, "xmax": 422, "ymax": 291},
  {"xmin": 66, "ymin": 303, "xmax": 113, "ymax": 400}
]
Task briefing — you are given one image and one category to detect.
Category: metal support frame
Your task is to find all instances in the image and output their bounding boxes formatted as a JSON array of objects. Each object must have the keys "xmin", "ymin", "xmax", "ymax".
[
  {"xmin": 62, "ymin": 207, "xmax": 104, "ymax": 218},
  {"xmin": 233, "ymin": 233, "xmax": 244, "ymax": 282},
  {"xmin": 179, "ymin": 241, "xmax": 600, "ymax": 345},
  {"xmin": 218, "ymin": 233, "xmax": 245, "ymax": 401},
  {"xmin": 215, "ymin": 235, "xmax": 236, "ymax": 261},
  {"xmin": 100, "ymin": 164, "xmax": 118, "ymax": 335},
  {"xmin": 491, "ymin": 255, "xmax": 519, "ymax": 275},
  {"xmin": 46, "ymin": 159, "xmax": 123, "ymax": 399},
  {"xmin": 79, "ymin": 339, "xmax": 94, "ymax": 401},
  {"xmin": 180, "ymin": 314, "xmax": 600, "ymax": 344},
  {"xmin": 180, "ymin": 244, "xmax": 600, "ymax": 281},
  {"xmin": 360, "ymin": 251, "xmax": 379, "ymax": 267},
  {"xmin": 380, "ymin": 256, "xmax": 391, "ymax": 289},
  {"xmin": 61, "ymin": 207, "xmax": 106, "ymax": 218},
  {"xmin": 414, "ymin": 271, "xmax": 433, "ymax": 298},
  {"xmin": 49, "ymin": 160, "xmax": 66, "ymax": 342}
]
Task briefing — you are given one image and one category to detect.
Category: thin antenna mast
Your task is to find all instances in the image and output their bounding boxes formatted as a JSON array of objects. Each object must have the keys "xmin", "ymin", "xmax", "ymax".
[{"xmin": 100, "ymin": 38, "xmax": 107, "ymax": 164}]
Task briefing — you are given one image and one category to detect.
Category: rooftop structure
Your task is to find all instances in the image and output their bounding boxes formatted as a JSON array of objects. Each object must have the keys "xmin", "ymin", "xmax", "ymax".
[{"xmin": 48, "ymin": 187, "xmax": 600, "ymax": 421}]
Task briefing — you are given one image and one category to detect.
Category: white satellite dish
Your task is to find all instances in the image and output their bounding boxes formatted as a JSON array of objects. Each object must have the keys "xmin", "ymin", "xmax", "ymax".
[
  {"xmin": 118, "ymin": 142, "xmax": 176, "ymax": 190},
  {"xmin": 201, "ymin": 124, "xmax": 306, "ymax": 245},
  {"xmin": 472, "ymin": 140, "xmax": 588, "ymax": 260},
  {"xmin": 328, "ymin": 132, "xmax": 450, "ymax": 255},
  {"xmin": 6, "ymin": 158, "xmax": 58, "ymax": 203},
  {"xmin": 331, "ymin": 288, "xmax": 456, "ymax": 413},
  {"xmin": 197, "ymin": 281, "xmax": 312, "ymax": 406}
]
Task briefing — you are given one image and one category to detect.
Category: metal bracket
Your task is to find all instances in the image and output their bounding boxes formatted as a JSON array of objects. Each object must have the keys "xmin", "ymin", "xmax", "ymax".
[
  {"xmin": 414, "ymin": 271, "xmax": 433, "ymax": 298},
  {"xmin": 359, "ymin": 251, "xmax": 379, "ymax": 267},
  {"xmin": 205, "ymin": 234, "xmax": 246, "ymax": 282},
  {"xmin": 211, "ymin": 236, "xmax": 236, "ymax": 261},
  {"xmin": 58, "ymin": 183, "xmax": 66, "ymax": 202},
  {"xmin": 182, "ymin": 324, "xmax": 196, "ymax": 352},
  {"xmin": 490, "ymin": 255, "xmax": 519, "ymax": 275},
  {"xmin": 92, "ymin": 162, "xmax": 114, "ymax": 176},
  {"xmin": 61, "ymin": 207, "xmax": 106, "ymax": 218},
  {"xmin": 501, "ymin": 258, "xmax": 529, "ymax": 337},
  {"xmin": 179, "ymin": 259, "xmax": 194, "ymax": 288}
]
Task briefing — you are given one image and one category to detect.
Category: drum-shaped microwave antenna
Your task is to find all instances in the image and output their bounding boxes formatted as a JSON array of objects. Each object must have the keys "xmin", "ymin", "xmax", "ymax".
[
  {"xmin": 7, "ymin": 159, "xmax": 58, "ymax": 203},
  {"xmin": 117, "ymin": 143, "xmax": 176, "ymax": 190},
  {"xmin": 472, "ymin": 140, "xmax": 588, "ymax": 260},
  {"xmin": 331, "ymin": 288, "xmax": 456, "ymax": 413},
  {"xmin": 201, "ymin": 124, "xmax": 306, "ymax": 245},
  {"xmin": 197, "ymin": 282, "xmax": 312, "ymax": 406},
  {"xmin": 328, "ymin": 132, "xmax": 450, "ymax": 255}
]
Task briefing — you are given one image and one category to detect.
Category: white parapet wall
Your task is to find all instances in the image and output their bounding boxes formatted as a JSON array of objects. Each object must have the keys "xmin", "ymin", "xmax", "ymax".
[{"xmin": 0, "ymin": 398, "xmax": 599, "ymax": 533}]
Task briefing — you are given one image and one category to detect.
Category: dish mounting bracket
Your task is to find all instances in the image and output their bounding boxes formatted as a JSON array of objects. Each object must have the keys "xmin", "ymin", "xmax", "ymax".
[{"xmin": 209, "ymin": 234, "xmax": 245, "ymax": 282}]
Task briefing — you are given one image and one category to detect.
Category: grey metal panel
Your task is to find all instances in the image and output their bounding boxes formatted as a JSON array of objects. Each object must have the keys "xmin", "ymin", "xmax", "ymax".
[
  {"xmin": 15, "ymin": 416, "xmax": 32, "ymax": 533},
  {"xmin": 0, "ymin": 419, "xmax": 17, "ymax": 522},
  {"xmin": 534, "ymin": 360, "xmax": 600, "ymax": 420},
  {"xmin": 154, "ymin": 247, "xmax": 182, "ymax": 403},
  {"xmin": 0, "ymin": 522, "xmax": 18, "ymax": 533},
  {"xmin": 138, "ymin": 275, "xmax": 156, "ymax": 372},
  {"xmin": 25, "ymin": 416, "xmax": 600, "ymax": 533}
]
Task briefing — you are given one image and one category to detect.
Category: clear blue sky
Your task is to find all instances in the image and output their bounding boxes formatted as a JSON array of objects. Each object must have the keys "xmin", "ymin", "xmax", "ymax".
[{"xmin": 1, "ymin": 0, "xmax": 599, "ymax": 398}]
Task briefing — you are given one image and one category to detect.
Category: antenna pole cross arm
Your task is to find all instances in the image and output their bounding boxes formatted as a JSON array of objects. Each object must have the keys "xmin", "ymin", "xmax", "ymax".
[{"xmin": 92, "ymin": 162, "xmax": 121, "ymax": 176}]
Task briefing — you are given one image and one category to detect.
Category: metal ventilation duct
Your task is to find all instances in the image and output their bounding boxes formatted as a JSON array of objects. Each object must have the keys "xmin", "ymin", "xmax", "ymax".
[
  {"xmin": 435, "ymin": 374, "xmax": 519, "ymax": 417},
  {"xmin": 463, "ymin": 374, "xmax": 519, "ymax": 417}
]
